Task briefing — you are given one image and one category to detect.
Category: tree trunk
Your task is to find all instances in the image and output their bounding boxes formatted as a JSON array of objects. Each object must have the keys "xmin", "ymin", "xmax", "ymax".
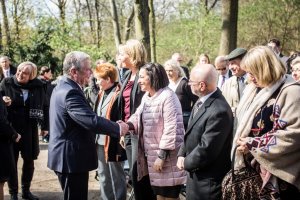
[
  {"xmin": 95, "ymin": 0, "xmax": 101, "ymax": 48},
  {"xmin": 73, "ymin": 0, "xmax": 82, "ymax": 47},
  {"xmin": 149, "ymin": 0, "xmax": 156, "ymax": 62},
  {"xmin": 85, "ymin": 0, "xmax": 95, "ymax": 43},
  {"xmin": 0, "ymin": 0, "xmax": 11, "ymax": 49},
  {"xmin": 0, "ymin": 21, "xmax": 2, "ymax": 51},
  {"xmin": 134, "ymin": 0, "xmax": 150, "ymax": 61},
  {"xmin": 109, "ymin": 0, "xmax": 121, "ymax": 49},
  {"xmin": 124, "ymin": 7, "xmax": 134, "ymax": 42},
  {"xmin": 219, "ymin": 0, "xmax": 238, "ymax": 55},
  {"xmin": 13, "ymin": 0, "xmax": 20, "ymax": 41}
]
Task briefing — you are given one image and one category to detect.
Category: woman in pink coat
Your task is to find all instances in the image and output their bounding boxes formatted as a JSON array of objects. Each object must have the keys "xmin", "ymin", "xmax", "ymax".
[{"xmin": 126, "ymin": 63, "xmax": 186, "ymax": 200}]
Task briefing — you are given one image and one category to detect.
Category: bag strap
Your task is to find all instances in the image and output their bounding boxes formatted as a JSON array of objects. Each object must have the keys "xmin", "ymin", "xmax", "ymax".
[{"xmin": 231, "ymin": 145, "xmax": 240, "ymax": 179}]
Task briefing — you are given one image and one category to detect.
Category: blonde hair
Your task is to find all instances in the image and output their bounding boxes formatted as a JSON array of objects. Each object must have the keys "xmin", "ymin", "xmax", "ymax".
[
  {"xmin": 164, "ymin": 59, "xmax": 186, "ymax": 78},
  {"xmin": 123, "ymin": 39, "xmax": 147, "ymax": 69},
  {"xmin": 241, "ymin": 46, "xmax": 286, "ymax": 87},
  {"xmin": 17, "ymin": 61, "xmax": 38, "ymax": 80}
]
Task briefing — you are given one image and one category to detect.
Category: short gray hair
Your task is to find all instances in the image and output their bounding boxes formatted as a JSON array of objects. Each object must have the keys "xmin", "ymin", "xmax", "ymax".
[
  {"xmin": 164, "ymin": 59, "xmax": 186, "ymax": 78},
  {"xmin": 17, "ymin": 61, "xmax": 38, "ymax": 80},
  {"xmin": 63, "ymin": 51, "xmax": 90, "ymax": 75}
]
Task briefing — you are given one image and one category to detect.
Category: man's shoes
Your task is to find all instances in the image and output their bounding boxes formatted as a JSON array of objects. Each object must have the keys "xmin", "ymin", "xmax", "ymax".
[
  {"xmin": 10, "ymin": 194, "xmax": 18, "ymax": 200},
  {"xmin": 21, "ymin": 191, "xmax": 39, "ymax": 200}
]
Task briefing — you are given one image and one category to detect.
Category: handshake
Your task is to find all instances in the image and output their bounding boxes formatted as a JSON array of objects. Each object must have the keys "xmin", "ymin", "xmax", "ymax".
[{"xmin": 117, "ymin": 120, "xmax": 130, "ymax": 136}]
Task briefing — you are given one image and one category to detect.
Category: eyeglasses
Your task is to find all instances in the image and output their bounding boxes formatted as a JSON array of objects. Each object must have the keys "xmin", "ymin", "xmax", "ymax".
[
  {"xmin": 216, "ymin": 67, "xmax": 226, "ymax": 71},
  {"xmin": 188, "ymin": 80, "xmax": 206, "ymax": 85},
  {"xmin": 291, "ymin": 68, "xmax": 300, "ymax": 73}
]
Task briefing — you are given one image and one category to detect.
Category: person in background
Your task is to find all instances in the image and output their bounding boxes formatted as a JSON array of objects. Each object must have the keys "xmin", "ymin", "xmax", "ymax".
[
  {"xmin": 177, "ymin": 64, "xmax": 233, "ymax": 200},
  {"xmin": 198, "ymin": 53, "xmax": 210, "ymax": 64},
  {"xmin": 267, "ymin": 38, "xmax": 289, "ymax": 70},
  {"xmin": 291, "ymin": 56, "xmax": 300, "ymax": 82},
  {"xmin": 124, "ymin": 63, "xmax": 186, "ymax": 200},
  {"xmin": 117, "ymin": 39, "xmax": 154, "ymax": 200},
  {"xmin": 0, "ymin": 61, "xmax": 49, "ymax": 200},
  {"xmin": 38, "ymin": 66, "xmax": 54, "ymax": 143},
  {"xmin": 164, "ymin": 59, "xmax": 198, "ymax": 130},
  {"xmin": 233, "ymin": 46, "xmax": 300, "ymax": 199},
  {"xmin": 171, "ymin": 53, "xmax": 190, "ymax": 79},
  {"xmin": 47, "ymin": 51, "xmax": 128, "ymax": 200},
  {"xmin": 94, "ymin": 63, "xmax": 127, "ymax": 200},
  {"xmin": 214, "ymin": 56, "xmax": 232, "ymax": 88},
  {"xmin": 0, "ymin": 56, "xmax": 16, "ymax": 82},
  {"xmin": 221, "ymin": 48, "xmax": 248, "ymax": 116},
  {"xmin": 116, "ymin": 44, "xmax": 129, "ymax": 84},
  {"xmin": 0, "ymin": 93, "xmax": 21, "ymax": 200}
]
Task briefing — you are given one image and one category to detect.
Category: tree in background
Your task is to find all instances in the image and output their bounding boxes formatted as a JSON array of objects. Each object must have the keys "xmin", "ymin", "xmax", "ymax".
[{"xmin": 219, "ymin": 0, "xmax": 238, "ymax": 55}]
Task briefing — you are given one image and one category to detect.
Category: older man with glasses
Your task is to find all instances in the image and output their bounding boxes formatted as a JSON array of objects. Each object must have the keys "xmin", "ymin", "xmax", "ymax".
[{"xmin": 214, "ymin": 56, "xmax": 232, "ymax": 88}]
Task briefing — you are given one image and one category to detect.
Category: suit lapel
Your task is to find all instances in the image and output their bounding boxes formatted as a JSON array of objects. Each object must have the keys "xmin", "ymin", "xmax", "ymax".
[{"xmin": 185, "ymin": 89, "xmax": 221, "ymax": 134}]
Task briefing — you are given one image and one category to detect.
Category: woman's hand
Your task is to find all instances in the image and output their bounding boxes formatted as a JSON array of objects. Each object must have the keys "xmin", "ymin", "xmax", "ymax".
[
  {"xmin": 3, "ymin": 96, "xmax": 12, "ymax": 106},
  {"xmin": 236, "ymin": 137, "xmax": 250, "ymax": 154},
  {"xmin": 177, "ymin": 156, "xmax": 185, "ymax": 170},
  {"xmin": 153, "ymin": 158, "xmax": 165, "ymax": 172},
  {"xmin": 15, "ymin": 133, "xmax": 21, "ymax": 143},
  {"xmin": 119, "ymin": 136, "xmax": 125, "ymax": 149}
]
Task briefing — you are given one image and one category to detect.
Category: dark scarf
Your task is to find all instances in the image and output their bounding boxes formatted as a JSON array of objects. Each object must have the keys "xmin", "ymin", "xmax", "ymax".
[{"xmin": 12, "ymin": 76, "xmax": 45, "ymax": 120}]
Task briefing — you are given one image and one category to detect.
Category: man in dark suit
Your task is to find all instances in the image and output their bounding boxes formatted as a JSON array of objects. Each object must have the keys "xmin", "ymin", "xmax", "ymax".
[
  {"xmin": 47, "ymin": 51, "xmax": 129, "ymax": 200},
  {"xmin": 177, "ymin": 64, "xmax": 233, "ymax": 200},
  {"xmin": 0, "ymin": 56, "xmax": 17, "ymax": 82}
]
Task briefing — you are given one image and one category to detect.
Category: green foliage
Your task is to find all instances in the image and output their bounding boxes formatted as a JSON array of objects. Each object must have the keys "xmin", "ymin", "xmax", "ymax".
[
  {"xmin": 239, "ymin": 0, "xmax": 300, "ymax": 54},
  {"xmin": 155, "ymin": 2, "xmax": 221, "ymax": 67}
]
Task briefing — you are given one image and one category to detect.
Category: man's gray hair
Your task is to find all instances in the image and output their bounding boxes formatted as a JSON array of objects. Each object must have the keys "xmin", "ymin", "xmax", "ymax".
[{"xmin": 63, "ymin": 51, "xmax": 90, "ymax": 75}]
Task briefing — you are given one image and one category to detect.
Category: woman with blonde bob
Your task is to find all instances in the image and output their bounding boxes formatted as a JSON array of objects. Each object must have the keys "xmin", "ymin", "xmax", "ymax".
[
  {"xmin": 233, "ymin": 46, "xmax": 300, "ymax": 199},
  {"xmin": 0, "ymin": 61, "xmax": 49, "ymax": 200}
]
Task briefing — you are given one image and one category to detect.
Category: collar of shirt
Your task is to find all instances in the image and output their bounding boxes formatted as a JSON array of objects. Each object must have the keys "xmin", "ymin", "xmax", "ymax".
[{"xmin": 199, "ymin": 88, "xmax": 217, "ymax": 104}]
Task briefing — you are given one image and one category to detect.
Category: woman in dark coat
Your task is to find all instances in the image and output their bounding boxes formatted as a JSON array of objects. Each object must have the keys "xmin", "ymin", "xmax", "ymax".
[
  {"xmin": 164, "ymin": 59, "xmax": 198, "ymax": 130},
  {"xmin": 0, "ymin": 93, "xmax": 20, "ymax": 200},
  {"xmin": 0, "ymin": 61, "xmax": 49, "ymax": 200}
]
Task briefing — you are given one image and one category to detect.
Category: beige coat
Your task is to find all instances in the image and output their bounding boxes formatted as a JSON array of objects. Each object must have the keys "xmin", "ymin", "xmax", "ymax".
[
  {"xmin": 233, "ymin": 75, "xmax": 300, "ymax": 190},
  {"xmin": 221, "ymin": 76, "xmax": 240, "ymax": 115}
]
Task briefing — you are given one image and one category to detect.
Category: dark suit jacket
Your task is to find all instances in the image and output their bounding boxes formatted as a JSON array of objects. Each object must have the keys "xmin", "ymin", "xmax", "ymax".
[
  {"xmin": 178, "ymin": 89, "xmax": 233, "ymax": 199},
  {"xmin": 0, "ymin": 66, "xmax": 17, "ymax": 82},
  {"xmin": 47, "ymin": 76, "xmax": 120, "ymax": 173}
]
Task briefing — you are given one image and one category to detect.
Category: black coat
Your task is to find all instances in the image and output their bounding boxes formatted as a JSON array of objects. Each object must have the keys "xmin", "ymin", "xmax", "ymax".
[
  {"xmin": 178, "ymin": 89, "xmax": 233, "ymax": 200},
  {"xmin": 0, "ymin": 77, "xmax": 49, "ymax": 160},
  {"xmin": 0, "ymin": 93, "xmax": 18, "ymax": 181}
]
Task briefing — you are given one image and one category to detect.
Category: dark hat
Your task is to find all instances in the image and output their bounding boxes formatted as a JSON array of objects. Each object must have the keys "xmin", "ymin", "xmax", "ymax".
[{"xmin": 225, "ymin": 48, "xmax": 247, "ymax": 61}]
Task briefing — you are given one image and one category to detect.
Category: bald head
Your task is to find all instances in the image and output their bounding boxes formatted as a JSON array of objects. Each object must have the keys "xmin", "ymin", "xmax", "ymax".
[
  {"xmin": 191, "ymin": 64, "xmax": 218, "ymax": 91},
  {"xmin": 214, "ymin": 56, "xmax": 228, "ymax": 76},
  {"xmin": 172, "ymin": 53, "xmax": 183, "ymax": 63}
]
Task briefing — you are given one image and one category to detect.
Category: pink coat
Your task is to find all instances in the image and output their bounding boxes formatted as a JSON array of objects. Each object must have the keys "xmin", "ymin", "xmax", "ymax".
[{"xmin": 128, "ymin": 87, "xmax": 186, "ymax": 186}]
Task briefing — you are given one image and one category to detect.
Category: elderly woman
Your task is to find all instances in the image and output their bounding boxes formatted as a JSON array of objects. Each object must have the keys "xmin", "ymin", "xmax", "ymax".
[
  {"xmin": 290, "ymin": 54, "xmax": 300, "ymax": 81},
  {"xmin": 93, "ymin": 63, "xmax": 127, "ymax": 200},
  {"xmin": 126, "ymin": 63, "xmax": 186, "ymax": 200},
  {"xmin": 0, "ymin": 61, "xmax": 49, "ymax": 200},
  {"xmin": 233, "ymin": 46, "xmax": 300, "ymax": 199},
  {"xmin": 164, "ymin": 59, "xmax": 198, "ymax": 130}
]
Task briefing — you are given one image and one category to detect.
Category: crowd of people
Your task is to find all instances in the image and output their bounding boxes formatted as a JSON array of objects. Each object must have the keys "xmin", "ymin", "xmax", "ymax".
[{"xmin": 0, "ymin": 37, "xmax": 300, "ymax": 200}]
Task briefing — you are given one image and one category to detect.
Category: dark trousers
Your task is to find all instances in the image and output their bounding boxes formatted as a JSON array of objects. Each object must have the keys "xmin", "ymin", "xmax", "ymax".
[
  {"xmin": 55, "ymin": 171, "xmax": 89, "ymax": 200},
  {"xmin": 8, "ymin": 145, "xmax": 34, "ymax": 194}
]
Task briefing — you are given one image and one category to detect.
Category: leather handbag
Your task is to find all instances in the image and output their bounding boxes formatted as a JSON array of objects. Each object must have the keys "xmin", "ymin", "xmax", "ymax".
[{"xmin": 222, "ymin": 146, "xmax": 262, "ymax": 200}]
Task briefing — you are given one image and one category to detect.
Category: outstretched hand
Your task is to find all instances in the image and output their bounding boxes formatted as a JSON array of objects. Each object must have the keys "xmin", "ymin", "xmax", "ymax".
[{"xmin": 117, "ymin": 120, "xmax": 129, "ymax": 136}]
